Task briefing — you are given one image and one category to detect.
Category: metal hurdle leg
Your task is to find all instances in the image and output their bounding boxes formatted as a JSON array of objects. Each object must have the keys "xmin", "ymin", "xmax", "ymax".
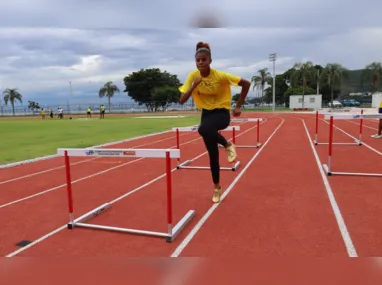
[
  {"xmin": 229, "ymin": 118, "xmax": 263, "ymax": 148},
  {"xmin": 314, "ymin": 110, "xmax": 363, "ymax": 146},
  {"xmin": 177, "ymin": 159, "xmax": 241, "ymax": 171},
  {"xmin": 173, "ymin": 126, "xmax": 242, "ymax": 171},
  {"xmin": 322, "ymin": 114, "xmax": 382, "ymax": 177},
  {"xmin": 59, "ymin": 148, "xmax": 196, "ymax": 242}
]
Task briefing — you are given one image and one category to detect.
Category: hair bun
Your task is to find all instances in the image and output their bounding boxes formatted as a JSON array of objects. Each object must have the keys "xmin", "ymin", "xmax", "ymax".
[{"xmin": 196, "ymin": 42, "xmax": 210, "ymax": 51}]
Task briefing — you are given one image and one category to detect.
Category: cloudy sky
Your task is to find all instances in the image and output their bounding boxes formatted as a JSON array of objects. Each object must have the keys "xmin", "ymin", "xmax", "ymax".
[{"xmin": 1, "ymin": 0, "xmax": 382, "ymax": 109}]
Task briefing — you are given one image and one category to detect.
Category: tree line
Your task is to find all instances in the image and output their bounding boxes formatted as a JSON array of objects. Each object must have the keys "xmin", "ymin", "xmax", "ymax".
[
  {"xmin": 247, "ymin": 61, "xmax": 382, "ymax": 107},
  {"xmin": 2, "ymin": 61, "xmax": 382, "ymax": 115}
]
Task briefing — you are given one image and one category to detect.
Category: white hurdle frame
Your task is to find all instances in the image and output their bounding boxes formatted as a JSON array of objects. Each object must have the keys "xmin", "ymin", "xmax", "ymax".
[
  {"xmin": 313, "ymin": 110, "xmax": 363, "ymax": 146},
  {"xmin": 322, "ymin": 114, "xmax": 382, "ymax": 177},
  {"xmin": 225, "ymin": 117, "xmax": 263, "ymax": 148},
  {"xmin": 58, "ymin": 147, "xmax": 196, "ymax": 243},
  {"xmin": 172, "ymin": 126, "xmax": 241, "ymax": 171}
]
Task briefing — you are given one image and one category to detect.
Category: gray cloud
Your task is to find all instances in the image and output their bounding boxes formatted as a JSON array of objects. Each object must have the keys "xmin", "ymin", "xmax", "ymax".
[
  {"xmin": 0, "ymin": 0, "xmax": 381, "ymax": 29},
  {"xmin": 0, "ymin": 1, "xmax": 382, "ymax": 108}
]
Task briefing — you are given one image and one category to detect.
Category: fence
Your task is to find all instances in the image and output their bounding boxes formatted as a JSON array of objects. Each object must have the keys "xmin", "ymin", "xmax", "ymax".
[
  {"xmin": 0, "ymin": 101, "xmax": 291, "ymax": 117},
  {"xmin": 0, "ymin": 100, "xmax": 373, "ymax": 117},
  {"xmin": 0, "ymin": 102, "xmax": 198, "ymax": 117}
]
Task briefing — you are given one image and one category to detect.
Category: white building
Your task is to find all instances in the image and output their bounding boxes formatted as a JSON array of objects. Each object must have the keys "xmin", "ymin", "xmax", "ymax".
[
  {"xmin": 289, "ymin": 94, "xmax": 322, "ymax": 110},
  {"xmin": 372, "ymin": 92, "xmax": 382, "ymax": 108}
]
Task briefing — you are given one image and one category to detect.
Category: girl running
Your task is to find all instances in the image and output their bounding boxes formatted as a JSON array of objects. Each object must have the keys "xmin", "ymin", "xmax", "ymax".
[{"xmin": 179, "ymin": 41, "xmax": 251, "ymax": 203}]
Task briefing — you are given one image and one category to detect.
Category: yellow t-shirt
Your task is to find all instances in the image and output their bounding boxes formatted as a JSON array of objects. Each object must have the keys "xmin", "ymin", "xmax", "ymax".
[
  {"xmin": 179, "ymin": 68, "xmax": 241, "ymax": 110},
  {"xmin": 379, "ymin": 100, "xmax": 382, "ymax": 108}
]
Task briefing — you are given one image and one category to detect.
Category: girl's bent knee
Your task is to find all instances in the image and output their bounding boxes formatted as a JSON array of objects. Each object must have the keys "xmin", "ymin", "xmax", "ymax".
[{"xmin": 198, "ymin": 124, "xmax": 209, "ymax": 137}]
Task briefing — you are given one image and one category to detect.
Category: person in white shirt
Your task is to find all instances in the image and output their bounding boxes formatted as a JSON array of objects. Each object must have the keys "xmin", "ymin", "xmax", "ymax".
[
  {"xmin": 57, "ymin": 107, "xmax": 64, "ymax": 119},
  {"xmin": 371, "ymin": 99, "xmax": 382, "ymax": 138}
]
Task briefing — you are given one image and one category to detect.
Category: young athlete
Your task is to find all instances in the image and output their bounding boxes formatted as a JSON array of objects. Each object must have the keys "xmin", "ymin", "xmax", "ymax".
[
  {"xmin": 372, "ymin": 99, "xmax": 382, "ymax": 138},
  {"xmin": 100, "ymin": 105, "xmax": 105, "ymax": 119},
  {"xmin": 178, "ymin": 41, "xmax": 251, "ymax": 203}
]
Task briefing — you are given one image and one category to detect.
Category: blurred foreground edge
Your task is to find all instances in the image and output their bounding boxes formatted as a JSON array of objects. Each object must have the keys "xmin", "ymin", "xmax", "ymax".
[{"xmin": 0, "ymin": 257, "xmax": 381, "ymax": 285}]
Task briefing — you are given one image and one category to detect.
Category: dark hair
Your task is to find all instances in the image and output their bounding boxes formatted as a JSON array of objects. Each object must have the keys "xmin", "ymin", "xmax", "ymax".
[{"xmin": 195, "ymin": 42, "xmax": 211, "ymax": 57}]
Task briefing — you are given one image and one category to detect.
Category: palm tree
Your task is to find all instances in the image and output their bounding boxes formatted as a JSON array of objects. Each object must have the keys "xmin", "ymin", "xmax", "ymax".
[
  {"xmin": 98, "ymin": 81, "xmax": 120, "ymax": 112},
  {"xmin": 291, "ymin": 61, "xmax": 315, "ymax": 108},
  {"xmin": 314, "ymin": 64, "xmax": 324, "ymax": 95},
  {"xmin": 361, "ymin": 62, "xmax": 382, "ymax": 93},
  {"xmin": 320, "ymin": 63, "xmax": 348, "ymax": 106},
  {"xmin": 251, "ymin": 68, "xmax": 272, "ymax": 104},
  {"xmin": 3, "ymin": 88, "xmax": 23, "ymax": 116}
]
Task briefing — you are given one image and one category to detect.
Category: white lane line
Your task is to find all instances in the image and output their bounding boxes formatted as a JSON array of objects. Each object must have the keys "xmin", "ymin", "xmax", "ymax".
[
  {"xmin": 301, "ymin": 119, "xmax": 358, "ymax": 257},
  {"xmin": 296, "ymin": 114, "xmax": 382, "ymax": 157},
  {"xmin": 0, "ymin": 119, "xmax": 265, "ymax": 209},
  {"xmin": 5, "ymin": 118, "xmax": 270, "ymax": 257},
  {"xmin": 170, "ymin": 118, "xmax": 284, "ymax": 257},
  {"xmin": 0, "ymin": 157, "xmax": 99, "ymax": 185},
  {"xmin": 0, "ymin": 130, "xmax": 195, "ymax": 185},
  {"xmin": 320, "ymin": 117, "xmax": 382, "ymax": 157},
  {"xmin": 5, "ymin": 225, "xmax": 68, "ymax": 257},
  {"xmin": 0, "ymin": 158, "xmax": 145, "ymax": 210},
  {"xmin": 0, "ymin": 128, "xmax": 175, "ymax": 169},
  {"xmin": 0, "ymin": 134, "xmax": 203, "ymax": 209},
  {"xmin": 5, "ymin": 153, "xmax": 197, "ymax": 257},
  {"xmin": 345, "ymin": 120, "xmax": 378, "ymax": 131}
]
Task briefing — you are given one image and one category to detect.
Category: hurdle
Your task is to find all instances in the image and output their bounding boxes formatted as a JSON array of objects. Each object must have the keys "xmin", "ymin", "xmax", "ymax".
[
  {"xmin": 58, "ymin": 147, "xmax": 196, "ymax": 243},
  {"xmin": 172, "ymin": 126, "xmax": 241, "ymax": 171},
  {"xmin": 228, "ymin": 117, "xmax": 263, "ymax": 148},
  {"xmin": 322, "ymin": 114, "xmax": 382, "ymax": 177},
  {"xmin": 313, "ymin": 110, "xmax": 363, "ymax": 146}
]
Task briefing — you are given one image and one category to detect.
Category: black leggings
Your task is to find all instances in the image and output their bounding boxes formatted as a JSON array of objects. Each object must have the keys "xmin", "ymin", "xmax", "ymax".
[{"xmin": 198, "ymin": 108, "xmax": 231, "ymax": 184}]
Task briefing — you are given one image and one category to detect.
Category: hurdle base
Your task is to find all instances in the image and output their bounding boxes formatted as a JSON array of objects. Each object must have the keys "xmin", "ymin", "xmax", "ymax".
[
  {"xmin": 177, "ymin": 160, "xmax": 241, "ymax": 171},
  {"xmin": 314, "ymin": 139, "xmax": 362, "ymax": 146},
  {"xmin": 177, "ymin": 159, "xmax": 191, "ymax": 169},
  {"xmin": 68, "ymin": 202, "xmax": 111, "ymax": 229},
  {"xmin": 68, "ymin": 204, "xmax": 196, "ymax": 242},
  {"xmin": 323, "ymin": 164, "xmax": 332, "ymax": 176},
  {"xmin": 218, "ymin": 143, "xmax": 261, "ymax": 149},
  {"xmin": 236, "ymin": 143, "xmax": 262, "ymax": 148},
  {"xmin": 323, "ymin": 164, "xmax": 382, "ymax": 177},
  {"xmin": 166, "ymin": 209, "xmax": 196, "ymax": 243}
]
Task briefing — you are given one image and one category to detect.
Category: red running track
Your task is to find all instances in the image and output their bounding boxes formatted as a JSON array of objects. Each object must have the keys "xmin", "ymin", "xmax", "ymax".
[
  {"xmin": 174, "ymin": 116, "xmax": 352, "ymax": 257},
  {"xmin": 2, "ymin": 112, "xmax": 382, "ymax": 258},
  {"xmin": 301, "ymin": 113, "xmax": 382, "ymax": 256},
  {"xmin": 0, "ymin": 115, "xmax": 270, "ymax": 257},
  {"xmin": 2, "ymin": 114, "xmax": 278, "ymax": 256}
]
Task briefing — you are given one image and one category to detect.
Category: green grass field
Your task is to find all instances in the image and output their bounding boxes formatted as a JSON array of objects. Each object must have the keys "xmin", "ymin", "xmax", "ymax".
[{"xmin": 0, "ymin": 115, "xmax": 200, "ymax": 165}]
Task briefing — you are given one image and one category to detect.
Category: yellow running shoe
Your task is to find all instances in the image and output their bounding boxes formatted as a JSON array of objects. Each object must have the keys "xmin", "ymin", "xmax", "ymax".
[
  {"xmin": 225, "ymin": 142, "xmax": 237, "ymax": 163},
  {"xmin": 212, "ymin": 186, "xmax": 222, "ymax": 203}
]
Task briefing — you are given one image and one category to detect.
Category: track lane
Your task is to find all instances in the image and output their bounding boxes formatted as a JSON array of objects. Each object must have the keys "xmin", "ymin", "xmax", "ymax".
[
  {"xmin": 5, "ymin": 117, "xmax": 278, "ymax": 257},
  {"xmin": 173, "ymin": 115, "xmax": 351, "ymax": 257},
  {"xmin": 0, "ymin": 131, "xmax": 186, "ymax": 182},
  {"xmin": 0, "ymin": 119, "xmax": 263, "ymax": 206},
  {"xmin": 302, "ymin": 115, "xmax": 382, "ymax": 256}
]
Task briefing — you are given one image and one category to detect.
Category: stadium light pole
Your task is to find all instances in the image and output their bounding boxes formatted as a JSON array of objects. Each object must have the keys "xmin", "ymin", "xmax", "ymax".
[
  {"xmin": 68, "ymin": 81, "xmax": 72, "ymax": 112},
  {"xmin": 269, "ymin": 53, "xmax": 277, "ymax": 112}
]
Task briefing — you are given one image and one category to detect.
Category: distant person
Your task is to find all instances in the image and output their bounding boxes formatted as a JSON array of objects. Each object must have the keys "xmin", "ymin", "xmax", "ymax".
[
  {"xmin": 49, "ymin": 109, "xmax": 53, "ymax": 119},
  {"xmin": 87, "ymin": 107, "xmax": 92, "ymax": 118},
  {"xmin": 178, "ymin": 41, "xmax": 250, "ymax": 203},
  {"xmin": 41, "ymin": 108, "xmax": 45, "ymax": 119},
  {"xmin": 372, "ymin": 99, "xmax": 382, "ymax": 138},
  {"xmin": 58, "ymin": 107, "xmax": 63, "ymax": 119},
  {"xmin": 100, "ymin": 105, "xmax": 105, "ymax": 119}
]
